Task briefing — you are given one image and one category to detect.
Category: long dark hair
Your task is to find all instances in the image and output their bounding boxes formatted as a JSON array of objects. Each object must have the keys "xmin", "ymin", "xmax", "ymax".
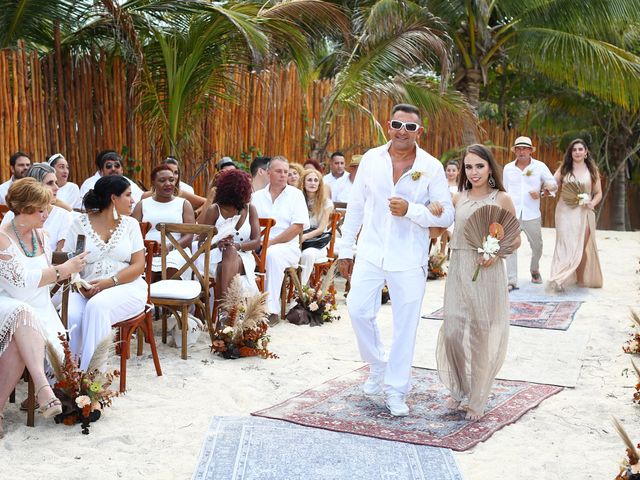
[
  {"xmin": 83, "ymin": 175, "xmax": 130, "ymax": 211},
  {"xmin": 458, "ymin": 144, "xmax": 505, "ymax": 192},
  {"xmin": 560, "ymin": 139, "xmax": 598, "ymax": 184}
]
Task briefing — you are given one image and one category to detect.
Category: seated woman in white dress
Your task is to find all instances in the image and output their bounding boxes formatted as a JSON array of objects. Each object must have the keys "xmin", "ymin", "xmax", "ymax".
[
  {"xmin": 48, "ymin": 153, "xmax": 81, "ymax": 209},
  {"xmin": 198, "ymin": 169, "xmax": 260, "ymax": 300},
  {"xmin": 0, "ymin": 179, "xmax": 86, "ymax": 436},
  {"xmin": 132, "ymin": 165, "xmax": 195, "ymax": 280},
  {"xmin": 65, "ymin": 176, "xmax": 147, "ymax": 370},
  {"xmin": 140, "ymin": 157, "xmax": 207, "ymax": 213},
  {"xmin": 1, "ymin": 163, "xmax": 73, "ymax": 252},
  {"xmin": 300, "ymin": 169, "xmax": 333, "ymax": 285}
]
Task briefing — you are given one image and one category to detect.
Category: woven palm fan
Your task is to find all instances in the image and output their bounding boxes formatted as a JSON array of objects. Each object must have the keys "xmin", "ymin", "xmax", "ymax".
[
  {"xmin": 464, "ymin": 205, "xmax": 521, "ymax": 280},
  {"xmin": 560, "ymin": 181, "xmax": 587, "ymax": 208}
]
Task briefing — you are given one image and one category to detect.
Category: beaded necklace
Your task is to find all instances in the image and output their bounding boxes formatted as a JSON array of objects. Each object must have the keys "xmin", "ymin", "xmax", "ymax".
[{"xmin": 11, "ymin": 218, "xmax": 37, "ymax": 257}]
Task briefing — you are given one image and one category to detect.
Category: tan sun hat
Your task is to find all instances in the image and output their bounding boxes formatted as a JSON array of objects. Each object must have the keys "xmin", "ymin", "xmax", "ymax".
[
  {"xmin": 511, "ymin": 136, "xmax": 536, "ymax": 152},
  {"xmin": 348, "ymin": 155, "xmax": 362, "ymax": 168}
]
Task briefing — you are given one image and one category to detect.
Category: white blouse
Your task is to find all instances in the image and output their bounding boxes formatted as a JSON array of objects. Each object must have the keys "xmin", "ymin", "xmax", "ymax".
[{"xmin": 64, "ymin": 214, "xmax": 144, "ymax": 282}]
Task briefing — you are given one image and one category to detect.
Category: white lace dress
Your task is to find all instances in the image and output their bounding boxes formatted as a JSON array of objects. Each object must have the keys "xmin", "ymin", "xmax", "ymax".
[{"xmin": 0, "ymin": 231, "xmax": 65, "ymax": 358}]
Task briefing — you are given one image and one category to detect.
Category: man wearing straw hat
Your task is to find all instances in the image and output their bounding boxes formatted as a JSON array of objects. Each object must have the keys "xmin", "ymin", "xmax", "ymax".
[
  {"xmin": 503, "ymin": 136, "xmax": 557, "ymax": 290},
  {"xmin": 337, "ymin": 103, "xmax": 453, "ymax": 417},
  {"xmin": 331, "ymin": 154, "xmax": 361, "ymax": 203}
]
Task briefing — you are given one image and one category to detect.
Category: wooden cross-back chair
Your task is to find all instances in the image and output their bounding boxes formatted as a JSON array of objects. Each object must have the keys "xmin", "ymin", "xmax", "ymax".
[
  {"xmin": 280, "ymin": 231, "xmax": 304, "ymax": 319},
  {"xmin": 254, "ymin": 218, "xmax": 275, "ymax": 293},
  {"xmin": 308, "ymin": 211, "xmax": 343, "ymax": 292},
  {"xmin": 149, "ymin": 222, "xmax": 216, "ymax": 359}
]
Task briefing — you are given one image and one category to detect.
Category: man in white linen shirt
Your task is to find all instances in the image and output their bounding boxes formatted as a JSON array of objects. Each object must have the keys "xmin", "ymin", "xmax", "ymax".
[
  {"xmin": 323, "ymin": 151, "xmax": 346, "ymax": 189},
  {"xmin": 252, "ymin": 156, "xmax": 310, "ymax": 324},
  {"xmin": 331, "ymin": 155, "xmax": 360, "ymax": 203},
  {"xmin": 0, "ymin": 152, "xmax": 31, "ymax": 205},
  {"xmin": 503, "ymin": 136, "xmax": 557, "ymax": 290},
  {"xmin": 337, "ymin": 104, "xmax": 454, "ymax": 417}
]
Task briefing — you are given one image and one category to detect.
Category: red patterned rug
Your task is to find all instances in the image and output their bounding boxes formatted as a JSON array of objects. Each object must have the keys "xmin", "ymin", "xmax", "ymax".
[
  {"xmin": 252, "ymin": 367, "xmax": 562, "ymax": 452},
  {"xmin": 422, "ymin": 301, "xmax": 582, "ymax": 330}
]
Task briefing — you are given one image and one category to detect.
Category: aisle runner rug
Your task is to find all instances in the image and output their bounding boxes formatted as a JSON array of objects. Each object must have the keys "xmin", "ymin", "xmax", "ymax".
[
  {"xmin": 192, "ymin": 416, "xmax": 463, "ymax": 480},
  {"xmin": 253, "ymin": 367, "xmax": 562, "ymax": 452},
  {"xmin": 422, "ymin": 301, "xmax": 582, "ymax": 331}
]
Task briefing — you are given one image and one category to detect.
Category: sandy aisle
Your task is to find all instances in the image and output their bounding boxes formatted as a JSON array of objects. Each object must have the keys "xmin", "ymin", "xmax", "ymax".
[{"xmin": 2, "ymin": 228, "xmax": 639, "ymax": 479}]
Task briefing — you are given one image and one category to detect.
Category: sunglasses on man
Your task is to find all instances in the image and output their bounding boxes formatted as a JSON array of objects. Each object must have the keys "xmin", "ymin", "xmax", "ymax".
[
  {"xmin": 390, "ymin": 120, "xmax": 420, "ymax": 132},
  {"xmin": 104, "ymin": 162, "xmax": 121, "ymax": 169}
]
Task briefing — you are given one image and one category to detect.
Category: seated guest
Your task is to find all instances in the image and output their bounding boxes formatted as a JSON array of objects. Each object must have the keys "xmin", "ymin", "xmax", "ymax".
[
  {"xmin": 48, "ymin": 153, "xmax": 81, "ymax": 209},
  {"xmin": 2, "ymin": 163, "xmax": 73, "ymax": 251},
  {"xmin": 163, "ymin": 156, "xmax": 194, "ymax": 194},
  {"xmin": 252, "ymin": 156, "xmax": 309, "ymax": 324},
  {"xmin": 198, "ymin": 169, "xmax": 260, "ymax": 300},
  {"xmin": 0, "ymin": 152, "xmax": 31, "ymax": 205},
  {"xmin": 250, "ymin": 156, "xmax": 271, "ymax": 191},
  {"xmin": 287, "ymin": 163, "xmax": 305, "ymax": 189},
  {"xmin": 141, "ymin": 156, "xmax": 207, "ymax": 212},
  {"xmin": 323, "ymin": 151, "xmax": 346, "ymax": 189},
  {"xmin": 303, "ymin": 158, "xmax": 323, "ymax": 173},
  {"xmin": 300, "ymin": 169, "xmax": 333, "ymax": 285},
  {"xmin": 217, "ymin": 156, "xmax": 236, "ymax": 173},
  {"xmin": 0, "ymin": 179, "xmax": 86, "ymax": 436},
  {"xmin": 79, "ymin": 151, "xmax": 144, "ymax": 208},
  {"xmin": 65, "ymin": 176, "xmax": 147, "ymax": 370},
  {"xmin": 132, "ymin": 165, "xmax": 195, "ymax": 280},
  {"xmin": 332, "ymin": 154, "xmax": 361, "ymax": 203}
]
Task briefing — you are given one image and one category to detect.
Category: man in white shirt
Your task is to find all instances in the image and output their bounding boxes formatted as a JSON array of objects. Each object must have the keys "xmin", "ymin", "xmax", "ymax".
[
  {"xmin": 0, "ymin": 152, "xmax": 31, "ymax": 205},
  {"xmin": 337, "ymin": 104, "xmax": 453, "ymax": 417},
  {"xmin": 331, "ymin": 155, "xmax": 360, "ymax": 203},
  {"xmin": 252, "ymin": 157, "xmax": 310, "ymax": 324},
  {"xmin": 323, "ymin": 151, "xmax": 346, "ymax": 189},
  {"xmin": 78, "ymin": 151, "xmax": 143, "ymax": 209},
  {"xmin": 503, "ymin": 136, "xmax": 557, "ymax": 289}
]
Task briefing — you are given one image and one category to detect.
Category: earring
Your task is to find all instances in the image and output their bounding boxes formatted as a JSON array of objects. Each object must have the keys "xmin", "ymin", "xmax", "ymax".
[
  {"xmin": 488, "ymin": 175, "xmax": 496, "ymax": 188},
  {"xmin": 112, "ymin": 206, "xmax": 119, "ymax": 220}
]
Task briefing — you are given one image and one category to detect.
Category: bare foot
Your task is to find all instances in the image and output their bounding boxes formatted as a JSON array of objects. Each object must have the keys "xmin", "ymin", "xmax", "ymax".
[
  {"xmin": 465, "ymin": 409, "xmax": 483, "ymax": 421},
  {"xmin": 445, "ymin": 397, "xmax": 461, "ymax": 410}
]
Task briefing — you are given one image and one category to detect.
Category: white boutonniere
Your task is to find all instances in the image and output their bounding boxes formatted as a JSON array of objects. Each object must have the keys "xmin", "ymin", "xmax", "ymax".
[{"xmin": 411, "ymin": 171, "xmax": 423, "ymax": 181}]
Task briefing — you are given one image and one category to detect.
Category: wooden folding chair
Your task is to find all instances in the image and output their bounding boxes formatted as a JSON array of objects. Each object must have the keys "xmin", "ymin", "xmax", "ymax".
[
  {"xmin": 8, "ymin": 370, "xmax": 35, "ymax": 427},
  {"xmin": 0, "ymin": 204, "xmax": 8, "ymax": 222},
  {"xmin": 308, "ymin": 211, "xmax": 343, "ymax": 294},
  {"xmin": 254, "ymin": 218, "xmax": 275, "ymax": 293},
  {"xmin": 280, "ymin": 232, "xmax": 304, "ymax": 319},
  {"xmin": 150, "ymin": 223, "xmax": 216, "ymax": 359},
  {"xmin": 112, "ymin": 240, "xmax": 162, "ymax": 392}
]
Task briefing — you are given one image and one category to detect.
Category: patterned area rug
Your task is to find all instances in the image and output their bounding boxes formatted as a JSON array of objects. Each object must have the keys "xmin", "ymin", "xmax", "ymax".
[
  {"xmin": 253, "ymin": 367, "xmax": 562, "ymax": 452},
  {"xmin": 192, "ymin": 416, "xmax": 463, "ymax": 480},
  {"xmin": 422, "ymin": 301, "xmax": 583, "ymax": 330}
]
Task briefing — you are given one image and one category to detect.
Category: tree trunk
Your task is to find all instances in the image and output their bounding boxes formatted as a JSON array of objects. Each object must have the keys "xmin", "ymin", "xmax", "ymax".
[
  {"xmin": 455, "ymin": 68, "xmax": 482, "ymax": 145},
  {"xmin": 608, "ymin": 134, "xmax": 628, "ymax": 231}
]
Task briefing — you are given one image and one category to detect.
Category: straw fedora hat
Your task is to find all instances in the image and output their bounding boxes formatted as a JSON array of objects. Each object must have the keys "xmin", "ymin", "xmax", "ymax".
[
  {"xmin": 348, "ymin": 154, "xmax": 362, "ymax": 168},
  {"xmin": 511, "ymin": 136, "xmax": 536, "ymax": 152}
]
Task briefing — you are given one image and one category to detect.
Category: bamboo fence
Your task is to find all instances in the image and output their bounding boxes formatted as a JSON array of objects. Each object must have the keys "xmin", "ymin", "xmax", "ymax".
[{"xmin": 0, "ymin": 43, "xmax": 636, "ymax": 229}]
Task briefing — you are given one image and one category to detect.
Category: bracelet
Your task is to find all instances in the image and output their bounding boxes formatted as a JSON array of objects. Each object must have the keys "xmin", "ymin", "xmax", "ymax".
[{"xmin": 111, "ymin": 275, "xmax": 119, "ymax": 286}]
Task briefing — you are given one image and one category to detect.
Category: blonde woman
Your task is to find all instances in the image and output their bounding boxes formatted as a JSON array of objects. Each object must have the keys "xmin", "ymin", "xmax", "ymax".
[{"xmin": 287, "ymin": 163, "xmax": 305, "ymax": 189}]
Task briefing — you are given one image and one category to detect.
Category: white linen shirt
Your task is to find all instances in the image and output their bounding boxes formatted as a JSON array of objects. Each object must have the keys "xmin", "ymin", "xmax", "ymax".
[
  {"xmin": 252, "ymin": 185, "xmax": 310, "ymax": 248},
  {"xmin": 0, "ymin": 178, "xmax": 14, "ymax": 205},
  {"xmin": 337, "ymin": 142, "xmax": 454, "ymax": 271},
  {"xmin": 503, "ymin": 158, "xmax": 556, "ymax": 221},
  {"xmin": 331, "ymin": 174, "xmax": 353, "ymax": 203},
  {"xmin": 178, "ymin": 181, "xmax": 194, "ymax": 195},
  {"xmin": 323, "ymin": 173, "xmax": 342, "ymax": 190},
  {"xmin": 57, "ymin": 182, "xmax": 81, "ymax": 209}
]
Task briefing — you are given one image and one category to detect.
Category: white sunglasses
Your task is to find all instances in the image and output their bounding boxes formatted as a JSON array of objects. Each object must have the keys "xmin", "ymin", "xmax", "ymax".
[{"xmin": 390, "ymin": 120, "xmax": 420, "ymax": 132}]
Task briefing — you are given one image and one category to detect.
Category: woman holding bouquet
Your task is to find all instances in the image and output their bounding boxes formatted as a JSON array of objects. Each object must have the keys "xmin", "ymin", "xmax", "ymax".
[
  {"xmin": 548, "ymin": 139, "xmax": 603, "ymax": 291},
  {"xmin": 434, "ymin": 144, "xmax": 519, "ymax": 421}
]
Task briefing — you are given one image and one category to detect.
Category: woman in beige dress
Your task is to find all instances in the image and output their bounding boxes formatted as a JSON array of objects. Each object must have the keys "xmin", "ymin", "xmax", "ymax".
[
  {"xmin": 548, "ymin": 139, "xmax": 603, "ymax": 291},
  {"xmin": 434, "ymin": 144, "xmax": 519, "ymax": 421}
]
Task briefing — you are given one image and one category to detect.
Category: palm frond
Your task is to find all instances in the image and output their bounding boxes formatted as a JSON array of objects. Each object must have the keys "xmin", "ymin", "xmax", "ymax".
[
  {"xmin": 45, "ymin": 340, "xmax": 64, "ymax": 380},
  {"xmin": 319, "ymin": 261, "xmax": 337, "ymax": 299},
  {"xmin": 220, "ymin": 274, "xmax": 246, "ymax": 316},
  {"xmin": 240, "ymin": 291, "xmax": 270, "ymax": 331},
  {"xmin": 85, "ymin": 331, "xmax": 117, "ymax": 374},
  {"xmin": 632, "ymin": 310, "xmax": 640, "ymax": 330},
  {"xmin": 612, "ymin": 416, "xmax": 640, "ymax": 463}
]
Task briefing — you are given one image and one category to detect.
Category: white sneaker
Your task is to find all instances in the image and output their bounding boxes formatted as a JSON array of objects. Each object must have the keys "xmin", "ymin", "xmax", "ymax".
[
  {"xmin": 362, "ymin": 371, "xmax": 384, "ymax": 395},
  {"xmin": 385, "ymin": 394, "xmax": 409, "ymax": 416}
]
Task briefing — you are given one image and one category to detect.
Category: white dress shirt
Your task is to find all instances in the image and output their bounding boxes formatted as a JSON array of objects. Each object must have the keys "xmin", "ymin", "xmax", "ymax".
[
  {"xmin": 323, "ymin": 172, "xmax": 343, "ymax": 190},
  {"xmin": 78, "ymin": 171, "xmax": 143, "ymax": 210},
  {"xmin": 337, "ymin": 142, "xmax": 454, "ymax": 271},
  {"xmin": 252, "ymin": 185, "xmax": 310, "ymax": 247},
  {"xmin": 0, "ymin": 178, "xmax": 14, "ymax": 205},
  {"xmin": 503, "ymin": 158, "xmax": 556, "ymax": 221},
  {"xmin": 331, "ymin": 174, "xmax": 354, "ymax": 203},
  {"xmin": 179, "ymin": 181, "xmax": 194, "ymax": 195},
  {"xmin": 57, "ymin": 182, "xmax": 81, "ymax": 209}
]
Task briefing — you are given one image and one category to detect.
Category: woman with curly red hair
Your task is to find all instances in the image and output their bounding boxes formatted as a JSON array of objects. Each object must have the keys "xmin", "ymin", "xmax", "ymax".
[{"xmin": 198, "ymin": 169, "xmax": 260, "ymax": 300}]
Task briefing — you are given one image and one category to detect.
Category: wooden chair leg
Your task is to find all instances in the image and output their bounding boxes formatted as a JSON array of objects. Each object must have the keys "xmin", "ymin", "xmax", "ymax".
[
  {"xmin": 9, "ymin": 389, "xmax": 15, "ymax": 404},
  {"xmin": 119, "ymin": 326, "xmax": 130, "ymax": 393},
  {"xmin": 161, "ymin": 308, "xmax": 168, "ymax": 344},
  {"xmin": 181, "ymin": 305, "xmax": 189, "ymax": 360},
  {"xmin": 136, "ymin": 326, "xmax": 144, "ymax": 356},
  {"xmin": 144, "ymin": 313, "xmax": 162, "ymax": 377},
  {"xmin": 26, "ymin": 373, "xmax": 35, "ymax": 427}
]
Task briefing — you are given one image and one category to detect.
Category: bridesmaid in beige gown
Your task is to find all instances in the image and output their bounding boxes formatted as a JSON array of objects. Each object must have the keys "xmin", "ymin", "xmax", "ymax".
[
  {"xmin": 434, "ymin": 144, "xmax": 520, "ymax": 421},
  {"xmin": 548, "ymin": 139, "xmax": 603, "ymax": 291}
]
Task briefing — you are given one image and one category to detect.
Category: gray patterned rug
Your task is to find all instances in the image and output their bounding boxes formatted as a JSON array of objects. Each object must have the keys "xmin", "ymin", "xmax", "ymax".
[{"xmin": 192, "ymin": 416, "xmax": 463, "ymax": 480}]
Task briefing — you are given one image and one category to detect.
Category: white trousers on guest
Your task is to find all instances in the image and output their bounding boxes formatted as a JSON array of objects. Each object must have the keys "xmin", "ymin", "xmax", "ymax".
[
  {"xmin": 346, "ymin": 259, "xmax": 427, "ymax": 396},
  {"xmin": 300, "ymin": 247, "xmax": 328, "ymax": 285},
  {"xmin": 506, "ymin": 216, "xmax": 543, "ymax": 286},
  {"xmin": 68, "ymin": 278, "xmax": 147, "ymax": 370},
  {"xmin": 264, "ymin": 243, "xmax": 301, "ymax": 315}
]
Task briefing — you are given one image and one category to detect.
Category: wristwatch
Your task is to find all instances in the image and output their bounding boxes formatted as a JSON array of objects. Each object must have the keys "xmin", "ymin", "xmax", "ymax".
[{"xmin": 111, "ymin": 275, "xmax": 120, "ymax": 286}]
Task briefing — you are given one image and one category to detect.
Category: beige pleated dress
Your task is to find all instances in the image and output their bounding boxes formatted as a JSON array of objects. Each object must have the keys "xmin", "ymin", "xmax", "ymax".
[
  {"xmin": 436, "ymin": 189, "xmax": 510, "ymax": 415},
  {"xmin": 548, "ymin": 170, "xmax": 603, "ymax": 289}
]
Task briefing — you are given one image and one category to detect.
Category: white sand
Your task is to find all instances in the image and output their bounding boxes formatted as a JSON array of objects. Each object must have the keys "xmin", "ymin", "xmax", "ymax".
[{"xmin": 2, "ymin": 228, "xmax": 639, "ymax": 479}]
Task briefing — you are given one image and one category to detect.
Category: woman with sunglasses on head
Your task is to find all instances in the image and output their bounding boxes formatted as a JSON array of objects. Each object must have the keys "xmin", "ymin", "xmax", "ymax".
[
  {"xmin": 1, "ymin": 163, "xmax": 73, "ymax": 251},
  {"xmin": 64, "ymin": 175, "xmax": 147, "ymax": 370},
  {"xmin": 0, "ymin": 178, "xmax": 87, "ymax": 437},
  {"xmin": 48, "ymin": 153, "xmax": 81, "ymax": 209}
]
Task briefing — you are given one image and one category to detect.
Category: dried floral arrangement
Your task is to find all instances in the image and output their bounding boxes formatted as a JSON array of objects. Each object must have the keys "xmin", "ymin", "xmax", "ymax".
[
  {"xmin": 612, "ymin": 417, "xmax": 640, "ymax": 479},
  {"xmin": 211, "ymin": 275, "xmax": 277, "ymax": 359},
  {"xmin": 623, "ymin": 311, "xmax": 640, "ymax": 354},
  {"xmin": 428, "ymin": 244, "xmax": 447, "ymax": 280},
  {"xmin": 46, "ymin": 333, "xmax": 119, "ymax": 434},
  {"xmin": 285, "ymin": 263, "xmax": 340, "ymax": 326}
]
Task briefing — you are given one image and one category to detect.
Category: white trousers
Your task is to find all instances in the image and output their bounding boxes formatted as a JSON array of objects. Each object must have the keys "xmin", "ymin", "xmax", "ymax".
[
  {"xmin": 68, "ymin": 278, "xmax": 147, "ymax": 370},
  {"xmin": 300, "ymin": 246, "xmax": 328, "ymax": 285},
  {"xmin": 506, "ymin": 216, "xmax": 543, "ymax": 286},
  {"xmin": 347, "ymin": 259, "xmax": 427, "ymax": 396},
  {"xmin": 264, "ymin": 243, "xmax": 301, "ymax": 314}
]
